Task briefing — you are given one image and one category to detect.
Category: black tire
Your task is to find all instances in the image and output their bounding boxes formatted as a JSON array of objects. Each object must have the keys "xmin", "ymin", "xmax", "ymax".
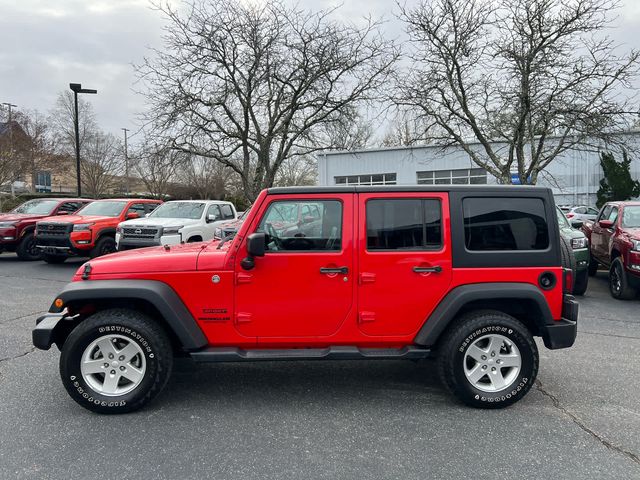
[
  {"xmin": 59, "ymin": 309, "xmax": 173, "ymax": 414},
  {"xmin": 560, "ymin": 235, "xmax": 576, "ymax": 279},
  {"xmin": 43, "ymin": 254, "xmax": 66, "ymax": 264},
  {"xmin": 573, "ymin": 268, "xmax": 589, "ymax": 296},
  {"xmin": 15, "ymin": 232, "xmax": 42, "ymax": 261},
  {"xmin": 609, "ymin": 257, "xmax": 637, "ymax": 300},
  {"xmin": 588, "ymin": 254, "xmax": 599, "ymax": 276},
  {"xmin": 437, "ymin": 310, "xmax": 538, "ymax": 409},
  {"xmin": 90, "ymin": 236, "xmax": 117, "ymax": 258}
]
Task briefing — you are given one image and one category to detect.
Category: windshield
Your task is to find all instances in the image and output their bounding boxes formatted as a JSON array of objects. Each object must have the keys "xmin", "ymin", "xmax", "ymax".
[
  {"xmin": 622, "ymin": 205, "xmax": 640, "ymax": 228},
  {"xmin": 11, "ymin": 199, "xmax": 58, "ymax": 215},
  {"xmin": 76, "ymin": 201, "xmax": 127, "ymax": 217},
  {"xmin": 556, "ymin": 207, "xmax": 570, "ymax": 228},
  {"xmin": 149, "ymin": 202, "xmax": 205, "ymax": 220}
]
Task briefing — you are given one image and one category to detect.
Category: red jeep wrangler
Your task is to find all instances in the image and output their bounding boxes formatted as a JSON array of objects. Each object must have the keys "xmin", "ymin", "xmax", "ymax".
[
  {"xmin": 0, "ymin": 198, "xmax": 91, "ymax": 260},
  {"xmin": 35, "ymin": 199, "xmax": 162, "ymax": 263},
  {"xmin": 33, "ymin": 186, "xmax": 578, "ymax": 413},
  {"xmin": 582, "ymin": 201, "xmax": 640, "ymax": 299}
]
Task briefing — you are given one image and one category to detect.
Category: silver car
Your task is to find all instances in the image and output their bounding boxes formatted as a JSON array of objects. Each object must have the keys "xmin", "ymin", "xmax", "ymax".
[{"xmin": 561, "ymin": 205, "xmax": 599, "ymax": 224}]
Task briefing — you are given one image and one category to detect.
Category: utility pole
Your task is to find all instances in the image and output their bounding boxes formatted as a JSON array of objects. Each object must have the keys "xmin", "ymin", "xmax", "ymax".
[
  {"xmin": 2, "ymin": 102, "xmax": 18, "ymax": 196},
  {"xmin": 122, "ymin": 128, "xmax": 130, "ymax": 195},
  {"xmin": 69, "ymin": 83, "xmax": 97, "ymax": 197}
]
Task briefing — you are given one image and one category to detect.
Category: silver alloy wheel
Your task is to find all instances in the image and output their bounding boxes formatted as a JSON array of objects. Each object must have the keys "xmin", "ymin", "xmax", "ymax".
[
  {"xmin": 80, "ymin": 334, "xmax": 146, "ymax": 397},
  {"xmin": 463, "ymin": 334, "xmax": 521, "ymax": 393}
]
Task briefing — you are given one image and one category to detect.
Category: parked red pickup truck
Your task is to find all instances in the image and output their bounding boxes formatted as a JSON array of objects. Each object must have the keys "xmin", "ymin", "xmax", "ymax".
[
  {"xmin": 33, "ymin": 186, "xmax": 577, "ymax": 414},
  {"xmin": 0, "ymin": 198, "xmax": 91, "ymax": 260},
  {"xmin": 35, "ymin": 199, "xmax": 162, "ymax": 263},
  {"xmin": 582, "ymin": 201, "xmax": 640, "ymax": 299}
]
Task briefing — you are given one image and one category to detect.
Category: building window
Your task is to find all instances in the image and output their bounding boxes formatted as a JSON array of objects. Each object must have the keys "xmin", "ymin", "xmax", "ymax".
[
  {"xmin": 417, "ymin": 168, "xmax": 487, "ymax": 185},
  {"xmin": 35, "ymin": 171, "xmax": 52, "ymax": 193},
  {"xmin": 335, "ymin": 173, "xmax": 397, "ymax": 186}
]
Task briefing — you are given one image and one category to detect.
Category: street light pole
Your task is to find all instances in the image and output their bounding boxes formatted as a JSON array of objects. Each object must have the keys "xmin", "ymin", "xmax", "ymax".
[
  {"xmin": 122, "ymin": 128, "xmax": 130, "ymax": 195},
  {"xmin": 69, "ymin": 83, "xmax": 97, "ymax": 197}
]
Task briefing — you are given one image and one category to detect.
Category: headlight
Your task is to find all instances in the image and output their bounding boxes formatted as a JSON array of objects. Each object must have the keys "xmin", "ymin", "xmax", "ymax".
[
  {"xmin": 73, "ymin": 223, "xmax": 94, "ymax": 231},
  {"xmin": 571, "ymin": 237, "xmax": 588, "ymax": 249},
  {"xmin": 632, "ymin": 239, "xmax": 640, "ymax": 252},
  {"xmin": 0, "ymin": 221, "xmax": 16, "ymax": 228},
  {"xmin": 162, "ymin": 226, "xmax": 183, "ymax": 235}
]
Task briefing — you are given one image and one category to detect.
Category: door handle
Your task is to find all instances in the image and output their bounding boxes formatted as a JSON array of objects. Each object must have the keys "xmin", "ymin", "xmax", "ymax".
[
  {"xmin": 320, "ymin": 266, "xmax": 348, "ymax": 274},
  {"xmin": 413, "ymin": 265, "xmax": 442, "ymax": 274}
]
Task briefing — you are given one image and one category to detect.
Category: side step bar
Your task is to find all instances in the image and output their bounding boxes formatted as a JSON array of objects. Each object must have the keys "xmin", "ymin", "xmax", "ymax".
[{"xmin": 190, "ymin": 346, "xmax": 431, "ymax": 363}]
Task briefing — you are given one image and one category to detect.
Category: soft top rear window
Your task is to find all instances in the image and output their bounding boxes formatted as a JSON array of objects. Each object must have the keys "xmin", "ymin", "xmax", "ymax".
[{"xmin": 463, "ymin": 197, "xmax": 549, "ymax": 251}]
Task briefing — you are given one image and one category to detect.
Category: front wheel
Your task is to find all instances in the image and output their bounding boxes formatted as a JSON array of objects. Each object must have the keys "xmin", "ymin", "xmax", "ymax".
[
  {"xmin": 573, "ymin": 268, "xmax": 589, "ymax": 296},
  {"xmin": 90, "ymin": 236, "xmax": 116, "ymax": 258},
  {"xmin": 609, "ymin": 258, "xmax": 637, "ymax": 300},
  {"xmin": 59, "ymin": 309, "xmax": 173, "ymax": 414},
  {"xmin": 437, "ymin": 311, "xmax": 538, "ymax": 409},
  {"xmin": 16, "ymin": 233, "xmax": 42, "ymax": 261}
]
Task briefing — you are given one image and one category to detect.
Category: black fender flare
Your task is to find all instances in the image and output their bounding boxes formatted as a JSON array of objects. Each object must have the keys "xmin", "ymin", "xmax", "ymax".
[
  {"xmin": 95, "ymin": 227, "xmax": 117, "ymax": 240},
  {"xmin": 414, "ymin": 282, "xmax": 554, "ymax": 347},
  {"xmin": 50, "ymin": 279, "xmax": 207, "ymax": 350}
]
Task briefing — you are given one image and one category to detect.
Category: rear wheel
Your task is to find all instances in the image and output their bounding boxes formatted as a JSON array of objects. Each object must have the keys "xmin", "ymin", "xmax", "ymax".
[
  {"xmin": 573, "ymin": 268, "xmax": 589, "ymax": 296},
  {"xmin": 609, "ymin": 257, "xmax": 637, "ymax": 300},
  {"xmin": 43, "ymin": 254, "xmax": 66, "ymax": 264},
  {"xmin": 16, "ymin": 233, "xmax": 42, "ymax": 261},
  {"xmin": 588, "ymin": 254, "xmax": 599, "ymax": 276},
  {"xmin": 59, "ymin": 309, "xmax": 173, "ymax": 414},
  {"xmin": 90, "ymin": 236, "xmax": 116, "ymax": 258},
  {"xmin": 437, "ymin": 310, "xmax": 538, "ymax": 409}
]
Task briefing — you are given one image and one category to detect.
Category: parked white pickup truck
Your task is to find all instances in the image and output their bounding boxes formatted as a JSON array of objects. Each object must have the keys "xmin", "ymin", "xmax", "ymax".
[{"xmin": 116, "ymin": 200, "xmax": 237, "ymax": 250}]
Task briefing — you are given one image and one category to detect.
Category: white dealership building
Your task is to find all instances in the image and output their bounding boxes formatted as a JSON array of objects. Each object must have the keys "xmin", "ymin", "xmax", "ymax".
[{"xmin": 316, "ymin": 132, "xmax": 640, "ymax": 206}]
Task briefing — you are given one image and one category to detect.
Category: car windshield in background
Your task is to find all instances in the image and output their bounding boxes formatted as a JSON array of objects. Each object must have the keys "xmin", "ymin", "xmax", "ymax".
[
  {"xmin": 622, "ymin": 205, "xmax": 640, "ymax": 227},
  {"xmin": 77, "ymin": 201, "xmax": 127, "ymax": 217},
  {"xmin": 556, "ymin": 207, "xmax": 570, "ymax": 228},
  {"xmin": 150, "ymin": 202, "xmax": 205, "ymax": 219},
  {"xmin": 11, "ymin": 199, "xmax": 58, "ymax": 215}
]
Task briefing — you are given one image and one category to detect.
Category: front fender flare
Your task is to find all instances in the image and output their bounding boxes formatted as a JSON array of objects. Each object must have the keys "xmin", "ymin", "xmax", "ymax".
[{"xmin": 50, "ymin": 279, "xmax": 207, "ymax": 350}]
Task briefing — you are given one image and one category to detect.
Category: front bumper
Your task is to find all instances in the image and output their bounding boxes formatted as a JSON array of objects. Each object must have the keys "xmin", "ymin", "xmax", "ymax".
[
  {"xmin": 117, "ymin": 233, "xmax": 181, "ymax": 250},
  {"xmin": 33, "ymin": 313, "xmax": 66, "ymax": 350},
  {"xmin": 542, "ymin": 294, "xmax": 578, "ymax": 349}
]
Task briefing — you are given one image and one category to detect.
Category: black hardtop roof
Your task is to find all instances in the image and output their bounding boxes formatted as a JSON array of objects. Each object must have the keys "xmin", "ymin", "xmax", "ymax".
[{"xmin": 268, "ymin": 185, "xmax": 553, "ymax": 195}]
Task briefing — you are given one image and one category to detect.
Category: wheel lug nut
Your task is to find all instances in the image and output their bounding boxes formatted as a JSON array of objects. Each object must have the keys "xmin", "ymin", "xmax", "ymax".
[
  {"xmin": 491, "ymin": 352, "xmax": 495, "ymax": 357},
  {"xmin": 491, "ymin": 367, "xmax": 496, "ymax": 372},
  {"xmin": 110, "ymin": 370, "xmax": 116, "ymax": 375},
  {"xmin": 119, "ymin": 356, "xmax": 125, "ymax": 361},
  {"xmin": 108, "ymin": 354, "xmax": 114, "ymax": 359},
  {"xmin": 103, "ymin": 363, "xmax": 109, "ymax": 368},
  {"xmin": 119, "ymin": 366, "xmax": 125, "ymax": 371},
  {"xmin": 482, "ymin": 365, "xmax": 487, "ymax": 370},
  {"xmin": 481, "ymin": 355, "xmax": 487, "ymax": 360}
]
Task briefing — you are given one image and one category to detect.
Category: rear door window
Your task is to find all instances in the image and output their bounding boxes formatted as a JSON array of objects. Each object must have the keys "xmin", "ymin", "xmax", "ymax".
[{"xmin": 463, "ymin": 197, "xmax": 549, "ymax": 251}]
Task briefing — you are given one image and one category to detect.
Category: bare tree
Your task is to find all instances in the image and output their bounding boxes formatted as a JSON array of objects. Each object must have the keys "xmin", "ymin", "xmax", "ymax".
[
  {"xmin": 14, "ymin": 109, "xmax": 58, "ymax": 192},
  {"xmin": 275, "ymin": 156, "xmax": 318, "ymax": 187},
  {"xmin": 380, "ymin": 110, "xmax": 431, "ymax": 147},
  {"xmin": 138, "ymin": 0, "xmax": 398, "ymax": 201},
  {"xmin": 133, "ymin": 143, "xmax": 186, "ymax": 198},
  {"xmin": 177, "ymin": 156, "xmax": 230, "ymax": 200},
  {"xmin": 322, "ymin": 107, "xmax": 375, "ymax": 151},
  {"xmin": 81, "ymin": 132, "xmax": 123, "ymax": 198},
  {"xmin": 396, "ymin": 0, "xmax": 640, "ymax": 184},
  {"xmin": 49, "ymin": 91, "xmax": 97, "ymax": 157}
]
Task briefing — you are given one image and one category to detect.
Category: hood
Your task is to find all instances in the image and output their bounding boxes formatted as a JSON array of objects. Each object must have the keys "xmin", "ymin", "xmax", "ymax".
[
  {"xmin": 75, "ymin": 242, "xmax": 212, "ymax": 277},
  {"xmin": 119, "ymin": 217, "xmax": 201, "ymax": 228},
  {"xmin": 218, "ymin": 218, "xmax": 244, "ymax": 229},
  {"xmin": 623, "ymin": 227, "xmax": 640, "ymax": 239},
  {"xmin": 0, "ymin": 213, "xmax": 43, "ymax": 222},
  {"xmin": 39, "ymin": 214, "xmax": 118, "ymax": 224},
  {"xmin": 560, "ymin": 227, "xmax": 586, "ymax": 240}
]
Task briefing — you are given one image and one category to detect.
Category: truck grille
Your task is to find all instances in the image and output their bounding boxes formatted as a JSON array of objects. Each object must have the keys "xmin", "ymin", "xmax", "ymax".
[
  {"xmin": 122, "ymin": 226, "xmax": 159, "ymax": 240},
  {"xmin": 37, "ymin": 223, "xmax": 72, "ymax": 236}
]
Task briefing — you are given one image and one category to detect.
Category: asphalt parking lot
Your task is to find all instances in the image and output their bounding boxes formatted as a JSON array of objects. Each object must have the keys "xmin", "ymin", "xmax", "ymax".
[{"xmin": 0, "ymin": 253, "xmax": 639, "ymax": 479}]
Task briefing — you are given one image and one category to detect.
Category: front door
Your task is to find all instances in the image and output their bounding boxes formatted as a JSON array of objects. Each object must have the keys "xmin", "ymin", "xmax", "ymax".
[
  {"xmin": 357, "ymin": 193, "xmax": 452, "ymax": 336},
  {"xmin": 234, "ymin": 194, "xmax": 354, "ymax": 339},
  {"xmin": 592, "ymin": 205, "xmax": 616, "ymax": 263}
]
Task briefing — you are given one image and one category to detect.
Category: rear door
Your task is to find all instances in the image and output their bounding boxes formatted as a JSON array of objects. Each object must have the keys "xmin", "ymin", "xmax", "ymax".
[{"xmin": 357, "ymin": 193, "xmax": 452, "ymax": 336}]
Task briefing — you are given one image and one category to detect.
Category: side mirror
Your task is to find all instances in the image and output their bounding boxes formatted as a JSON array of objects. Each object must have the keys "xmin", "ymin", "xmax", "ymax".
[
  {"xmin": 126, "ymin": 212, "xmax": 140, "ymax": 220},
  {"xmin": 246, "ymin": 232, "xmax": 265, "ymax": 257},
  {"xmin": 598, "ymin": 219, "xmax": 614, "ymax": 229},
  {"xmin": 207, "ymin": 214, "xmax": 218, "ymax": 223},
  {"xmin": 145, "ymin": 213, "xmax": 150, "ymax": 218},
  {"xmin": 571, "ymin": 220, "xmax": 583, "ymax": 229}
]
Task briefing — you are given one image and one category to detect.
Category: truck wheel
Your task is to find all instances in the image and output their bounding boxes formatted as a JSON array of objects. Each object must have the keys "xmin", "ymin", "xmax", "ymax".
[
  {"xmin": 609, "ymin": 257, "xmax": 637, "ymax": 300},
  {"xmin": 90, "ymin": 236, "xmax": 116, "ymax": 258},
  {"xmin": 16, "ymin": 233, "xmax": 42, "ymax": 261},
  {"xmin": 43, "ymin": 254, "xmax": 66, "ymax": 264},
  {"xmin": 59, "ymin": 309, "xmax": 173, "ymax": 414},
  {"xmin": 437, "ymin": 311, "xmax": 538, "ymax": 409},
  {"xmin": 588, "ymin": 254, "xmax": 598, "ymax": 276},
  {"xmin": 572, "ymin": 269, "xmax": 589, "ymax": 296}
]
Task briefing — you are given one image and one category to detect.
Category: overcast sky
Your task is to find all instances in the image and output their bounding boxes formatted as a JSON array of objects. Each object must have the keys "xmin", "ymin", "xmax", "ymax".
[{"xmin": 1, "ymin": 0, "xmax": 640, "ymax": 144}]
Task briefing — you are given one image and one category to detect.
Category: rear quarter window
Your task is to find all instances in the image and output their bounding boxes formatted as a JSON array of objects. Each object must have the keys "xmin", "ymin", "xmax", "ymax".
[{"xmin": 463, "ymin": 197, "xmax": 549, "ymax": 251}]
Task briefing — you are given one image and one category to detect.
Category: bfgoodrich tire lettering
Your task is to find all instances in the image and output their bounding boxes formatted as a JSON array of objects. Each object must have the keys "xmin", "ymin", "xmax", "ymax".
[
  {"xmin": 59, "ymin": 309, "xmax": 173, "ymax": 414},
  {"xmin": 437, "ymin": 310, "xmax": 538, "ymax": 409}
]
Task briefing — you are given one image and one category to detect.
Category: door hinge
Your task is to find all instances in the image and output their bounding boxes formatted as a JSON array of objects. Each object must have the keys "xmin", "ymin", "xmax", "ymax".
[
  {"xmin": 359, "ymin": 311, "xmax": 376, "ymax": 324},
  {"xmin": 235, "ymin": 312, "xmax": 252, "ymax": 324},
  {"xmin": 236, "ymin": 273, "xmax": 253, "ymax": 284},
  {"xmin": 359, "ymin": 272, "xmax": 376, "ymax": 284}
]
